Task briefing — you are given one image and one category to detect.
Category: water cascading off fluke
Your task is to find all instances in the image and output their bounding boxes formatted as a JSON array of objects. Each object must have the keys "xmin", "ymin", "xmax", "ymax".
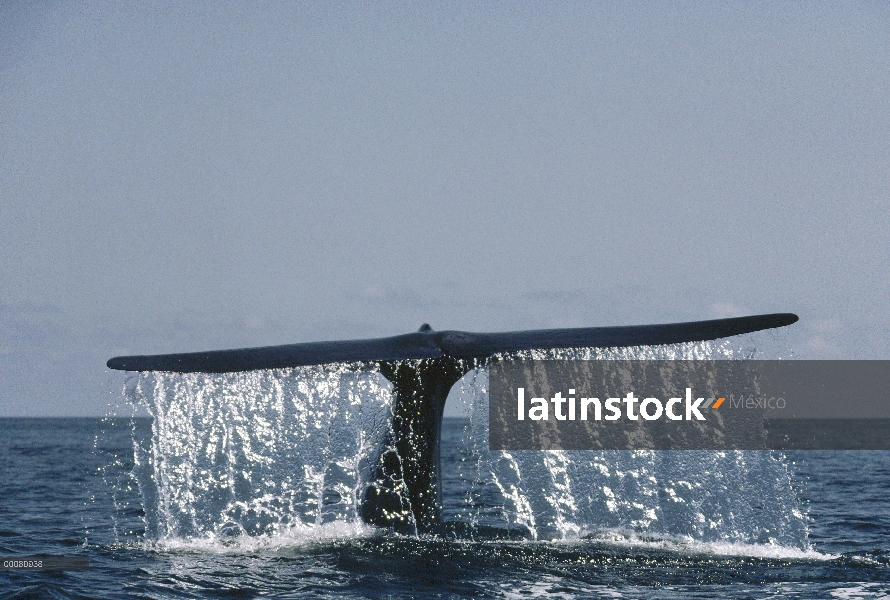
[{"xmin": 110, "ymin": 313, "xmax": 799, "ymax": 535}]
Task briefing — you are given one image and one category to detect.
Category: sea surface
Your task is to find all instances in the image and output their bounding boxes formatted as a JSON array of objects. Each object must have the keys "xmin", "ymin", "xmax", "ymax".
[{"xmin": 1, "ymin": 360, "xmax": 890, "ymax": 598}]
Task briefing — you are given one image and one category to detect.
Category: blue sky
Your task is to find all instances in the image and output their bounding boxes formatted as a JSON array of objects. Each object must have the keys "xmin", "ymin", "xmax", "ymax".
[{"xmin": 1, "ymin": 2, "xmax": 888, "ymax": 415}]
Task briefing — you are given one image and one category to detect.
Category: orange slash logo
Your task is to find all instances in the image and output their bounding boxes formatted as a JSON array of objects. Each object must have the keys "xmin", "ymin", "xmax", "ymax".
[{"xmin": 703, "ymin": 397, "xmax": 726, "ymax": 409}]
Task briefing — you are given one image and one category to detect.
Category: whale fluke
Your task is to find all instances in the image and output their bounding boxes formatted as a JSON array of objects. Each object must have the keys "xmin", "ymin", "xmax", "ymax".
[
  {"xmin": 107, "ymin": 312, "xmax": 799, "ymax": 533},
  {"xmin": 106, "ymin": 313, "xmax": 798, "ymax": 373}
]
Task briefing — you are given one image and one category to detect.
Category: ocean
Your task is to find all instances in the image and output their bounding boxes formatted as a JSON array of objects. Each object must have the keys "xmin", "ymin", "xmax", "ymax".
[{"xmin": 1, "ymin": 363, "xmax": 889, "ymax": 598}]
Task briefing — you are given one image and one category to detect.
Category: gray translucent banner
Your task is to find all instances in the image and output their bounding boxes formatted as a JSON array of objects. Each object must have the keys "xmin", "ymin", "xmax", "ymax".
[{"xmin": 489, "ymin": 360, "xmax": 890, "ymax": 450}]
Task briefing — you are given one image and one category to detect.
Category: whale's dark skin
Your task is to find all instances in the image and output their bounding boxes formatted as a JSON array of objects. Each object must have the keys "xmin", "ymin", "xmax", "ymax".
[
  {"xmin": 361, "ymin": 356, "xmax": 473, "ymax": 533},
  {"xmin": 107, "ymin": 313, "xmax": 799, "ymax": 534}
]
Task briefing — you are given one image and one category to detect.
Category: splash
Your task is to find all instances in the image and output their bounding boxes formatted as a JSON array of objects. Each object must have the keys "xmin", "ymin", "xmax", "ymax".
[
  {"xmin": 123, "ymin": 332, "xmax": 811, "ymax": 555},
  {"xmin": 126, "ymin": 364, "xmax": 393, "ymax": 546},
  {"xmin": 445, "ymin": 338, "xmax": 811, "ymax": 550}
]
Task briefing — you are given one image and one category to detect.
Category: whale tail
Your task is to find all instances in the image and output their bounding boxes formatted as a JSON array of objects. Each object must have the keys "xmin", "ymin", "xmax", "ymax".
[{"xmin": 107, "ymin": 313, "xmax": 799, "ymax": 533}]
